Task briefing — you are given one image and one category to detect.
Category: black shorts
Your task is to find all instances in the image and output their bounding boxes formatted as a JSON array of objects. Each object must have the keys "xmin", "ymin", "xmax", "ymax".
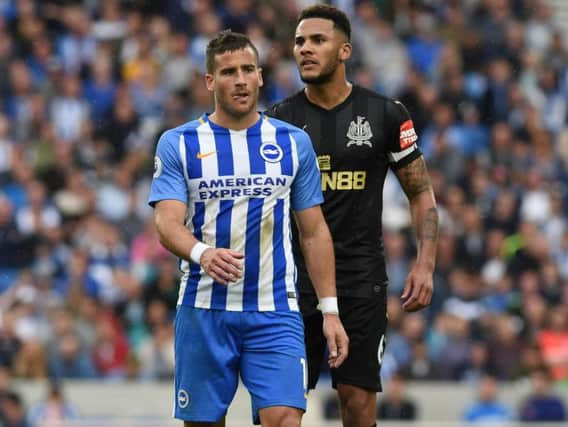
[{"xmin": 299, "ymin": 290, "xmax": 388, "ymax": 392}]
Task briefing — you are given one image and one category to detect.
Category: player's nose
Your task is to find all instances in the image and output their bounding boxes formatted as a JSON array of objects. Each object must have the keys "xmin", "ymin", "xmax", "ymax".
[
  {"xmin": 299, "ymin": 41, "xmax": 313, "ymax": 55},
  {"xmin": 300, "ymin": 46, "xmax": 311, "ymax": 55},
  {"xmin": 235, "ymin": 70, "xmax": 248, "ymax": 84}
]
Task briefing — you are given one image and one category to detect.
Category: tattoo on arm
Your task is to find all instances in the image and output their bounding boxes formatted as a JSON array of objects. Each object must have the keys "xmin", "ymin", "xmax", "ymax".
[
  {"xmin": 396, "ymin": 157, "xmax": 431, "ymax": 200},
  {"xmin": 396, "ymin": 157, "xmax": 438, "ymax": 242},
  {"xmin": 423, "ymin": 207, "xmax": 439, "ymax": 242}
]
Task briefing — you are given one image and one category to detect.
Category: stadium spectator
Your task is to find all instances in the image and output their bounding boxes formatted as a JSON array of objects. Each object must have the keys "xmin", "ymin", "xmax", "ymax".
[
  {"xmin": 519, "ymin": 368, "xmax": 567, "ymax": 422},
  {"xmin": 0, "ymin": 364, "xmax": 12, "ymax": 423},
  {"xmin": 48, "ymin": 330, "xmax": 97, "ymax": 379},
  {"xmin": 462, "ymin": 375, "xmax": 513, "ymax": 423},
  {"xmin": 50, "ymin": 73, "xmax": 90, "ymax": 143},
  {"xmin": 322, "ymin": 393, "xmax": 340, "ymax": 420},
  {"xmin": 137, "ymin": 319, "xmax": 174, "ymax": 380},
  {"xmin": 27, "ymin": 381, "xmax": 79, "ymax": 426},
  {"xmin": 0, "ymin": 390, "xmax": 29, "ymax": 427},
  {"xmin": 46, "ymin": 308, "xmax": 96, "ymax": 379},
  {"xmin": 0, "ymin": 197, "xmax": 36, "ymax": 292},
  {"xmin": 384, "ymin": 230, "xmax": 411, "ymax": 296},
  {"xmin": 537, "ymin": 306, "xmax": 568, "ymax": 382},
  {"xmin": 91, "ymin": 310, "xmax": 129, "ymax": 379},
  {"xmin": 83, "ymin": 51, "xmax": 118, "ymax": 123},
  {"xmin": 434, "ymin": 313, "xmax": 472, "ymax": 380},
  {"xmin": 401, "ymin": 340, "xmax": 437, "ymax": 381},
  {"xmin": 377, "ymin": 373, "xmax": 418, "ymax": 420},
  {"xmin": 486, "ymin": 314, "xmax": 524, "ymax": 380},
  {"xmin": 57, "ymin": 5, "xmax": 97, "ymax": 74},
  {"xmin": 15, "ymin": 179, "xmax": 61, "ymax": 240}
]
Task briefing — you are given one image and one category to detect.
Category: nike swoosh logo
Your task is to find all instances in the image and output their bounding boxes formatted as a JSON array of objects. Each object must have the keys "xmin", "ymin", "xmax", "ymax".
[{"xmin": 197, "ymin": 151, "xmax": 217, "ymax": 159}]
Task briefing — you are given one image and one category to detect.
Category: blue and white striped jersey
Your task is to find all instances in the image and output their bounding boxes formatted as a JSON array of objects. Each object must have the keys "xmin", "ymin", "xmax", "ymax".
[{"xmin": 148, "ymin": 113, "xmax": 323, "ymax": 312}]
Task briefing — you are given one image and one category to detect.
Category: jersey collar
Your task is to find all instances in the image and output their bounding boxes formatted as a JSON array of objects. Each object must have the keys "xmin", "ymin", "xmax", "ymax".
[
  {"xmin": 301, "ymin": 84, "xmax": 356, "ymax": 113},
  {"xmin": 200, "ymin": 112, "xmax": 265, "ymax": 133}
]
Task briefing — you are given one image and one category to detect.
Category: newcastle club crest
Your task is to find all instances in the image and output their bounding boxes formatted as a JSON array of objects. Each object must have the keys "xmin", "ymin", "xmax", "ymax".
[{"xmin": 346, "ymin": 116, "xmax": 373, "ymax": 148}]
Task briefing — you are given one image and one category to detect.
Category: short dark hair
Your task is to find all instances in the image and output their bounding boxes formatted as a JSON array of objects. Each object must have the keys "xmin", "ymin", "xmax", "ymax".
[
  {"xmin": 205, "ymin": 30, "xmax": 259, "ymax": 73},
  {"xmin": 4, "ymin": 391, "xmax": 23, "ymax": 407},
  {"xmin": 297, "ymin": 4, "xmax": 351, "ymax": 41}
]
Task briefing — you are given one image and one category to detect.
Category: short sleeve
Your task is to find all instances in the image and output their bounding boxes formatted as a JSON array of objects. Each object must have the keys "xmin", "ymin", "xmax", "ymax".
[
  {"xmin": 265, "ymin": 102, "xmax": 292, "ymax": 123},
  {"xmin": 290, "ymin": 130, "xmax": 324, "ymax": 211},
  {"xmin": 385, "ymin": 100, "xmax": 422, "ymax": 169},
  {"xmin": 148, "ymin": 130, "xmax": 188, "ymax": 207}
]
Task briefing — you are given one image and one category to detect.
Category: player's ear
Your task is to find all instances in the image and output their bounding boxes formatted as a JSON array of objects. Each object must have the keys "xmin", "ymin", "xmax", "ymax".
[
  {"xmin": 339, "ymin": 42, "xmax": 352, "ymax": 62},
  {"xmin": 205, "ymin": 73, "xmax": 215, "ymax": 92},
  {"xmin": 257, "ymin": 67, "xmax": 263, "ymax": 88}
]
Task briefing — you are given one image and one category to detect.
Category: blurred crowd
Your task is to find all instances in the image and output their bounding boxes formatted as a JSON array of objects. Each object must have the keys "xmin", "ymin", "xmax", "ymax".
[
  {"xmin": 0, "ymin": 0, "xmax": 568, "ymax": 422},
  {"xmin": 324, "ymin": 370, "xmax": 566, "ymax": 423}
]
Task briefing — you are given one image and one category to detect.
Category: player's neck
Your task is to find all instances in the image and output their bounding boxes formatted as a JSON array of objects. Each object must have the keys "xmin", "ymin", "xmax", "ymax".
[
  {"xmin": 304, "ymin": 78, "xmax": 352, "ymax": 110},
  {"xmin": 209, "ymin": 110, "xmax": 260, "ymax": 131}
]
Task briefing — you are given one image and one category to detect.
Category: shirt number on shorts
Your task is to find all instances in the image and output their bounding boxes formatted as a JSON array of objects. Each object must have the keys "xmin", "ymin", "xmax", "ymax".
[
  {"xmin": 377, "ymin": 334, "xmax": 386, "ymax": 364},
  {"xmin": 300, "ymin": 357, "xmax": 307, "ymax": 394}
]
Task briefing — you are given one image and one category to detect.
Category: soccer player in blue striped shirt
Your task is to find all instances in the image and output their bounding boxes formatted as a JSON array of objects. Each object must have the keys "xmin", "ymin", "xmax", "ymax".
[{"xmin": 149, "ymin": 30, "xmax": 349, "ymax": 426}]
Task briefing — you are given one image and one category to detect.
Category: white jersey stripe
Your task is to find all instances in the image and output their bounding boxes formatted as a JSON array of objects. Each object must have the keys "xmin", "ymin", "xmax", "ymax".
[
  {"xmin": 257, "ymin": 197, "xmax": 276, "ymax": 311},
  {"xmin": 230, "ymin": 129, "xmax": 252, "ymax": 177},
  {"xmin": 226, "ymin": 209, "xmax": 245, "ymax": 310},
  {"xmin": 290, "ymin": 133, "xmax": 300, "ymax": 177},
  {"xmin": 283, "ymin": 195, "xmax": 297, "ymax": 311},
  {"xmin": 226, "ymin": 129, "xmax": 251, "ymax": 311}
]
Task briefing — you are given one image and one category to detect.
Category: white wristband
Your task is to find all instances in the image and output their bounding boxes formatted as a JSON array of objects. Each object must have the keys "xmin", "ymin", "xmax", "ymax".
[
  {"xmin": 190, "ymin": 242, "xmax": 211, "ymax": 264},
  {"xmin": 317, "ymin": 297, "xmax": 339, "ymax": 315}
]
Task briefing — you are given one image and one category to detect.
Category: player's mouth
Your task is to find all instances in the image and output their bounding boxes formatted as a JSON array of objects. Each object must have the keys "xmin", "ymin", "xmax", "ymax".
[
  {"xmin": 300, "ymin": 59, "xmax": 318, "ymax": 68},
  {"xmin": 232, "ymin": 92, "xmax": 250, "ymax": 102}
]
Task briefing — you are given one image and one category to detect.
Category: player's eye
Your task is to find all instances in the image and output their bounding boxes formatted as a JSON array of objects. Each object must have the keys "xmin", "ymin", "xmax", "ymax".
[{"xmin": 295, "ymin": 37, "xmax": 305, "ymax": 46}]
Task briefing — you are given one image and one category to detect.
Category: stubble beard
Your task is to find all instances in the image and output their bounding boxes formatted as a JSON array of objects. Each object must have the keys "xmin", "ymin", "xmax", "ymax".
[
  {"xmin": 218, "ymin": 93, "xmax": 256, "ymax": 120},
  {"xmin": 299, "ymin": 59, "xmax": 339, "ymax": 85}
]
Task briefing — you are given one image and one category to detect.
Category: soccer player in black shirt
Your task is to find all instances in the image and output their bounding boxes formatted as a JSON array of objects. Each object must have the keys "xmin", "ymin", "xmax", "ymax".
[{"xmin": 267, "ymin": 4, "xmax": 439, "ymax": 427}]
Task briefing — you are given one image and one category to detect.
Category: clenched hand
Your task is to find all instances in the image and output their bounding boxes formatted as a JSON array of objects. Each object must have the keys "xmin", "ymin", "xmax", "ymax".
[{"xmin": 200, "ymin": 248, "xmax": 244, "ymax": 285}]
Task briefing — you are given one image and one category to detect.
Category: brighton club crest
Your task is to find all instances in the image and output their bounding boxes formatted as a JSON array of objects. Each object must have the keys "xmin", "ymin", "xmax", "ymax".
[{"xmin": 346, "ymin": 116, "xmax": 373, "ymax": 147}]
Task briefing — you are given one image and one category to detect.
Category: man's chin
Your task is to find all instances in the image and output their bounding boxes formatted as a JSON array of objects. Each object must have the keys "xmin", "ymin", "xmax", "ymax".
[
  {"xmin": 300, "ymin": 73, "xmax": 319, "ymax": 83},
  {"xmin": 300, "ymin": 72, "xmax": 332, "ymax": 84},
  {"xmin": 227, "ymin": 105, "xmax": 255, "ymax": 119}
]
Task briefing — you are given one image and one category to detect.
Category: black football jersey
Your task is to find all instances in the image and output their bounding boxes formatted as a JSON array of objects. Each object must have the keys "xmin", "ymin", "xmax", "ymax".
[{"xmin": 267, "ymin": 85, "xmax": 421, "ymax": 297}]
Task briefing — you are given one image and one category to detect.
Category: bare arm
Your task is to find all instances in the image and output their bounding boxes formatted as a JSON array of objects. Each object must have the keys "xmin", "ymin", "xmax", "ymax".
[
  {"xmin": 294, "ymin": 206, "xmax": 336, "ymax": 300},
  {"xmin": 154, "ymin": 199, "xmax": 197, "ymax": 260},
  {"xmin": 394, "ymin": 155, "xmax": 439, "ymax": 311},
  {"xmin": 153, "ymin": 199, "xmax": 243, "ymax": 284},
  {"xmin": 294, "ymin": 206, "xmax": 348, "ymax": 368}
]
